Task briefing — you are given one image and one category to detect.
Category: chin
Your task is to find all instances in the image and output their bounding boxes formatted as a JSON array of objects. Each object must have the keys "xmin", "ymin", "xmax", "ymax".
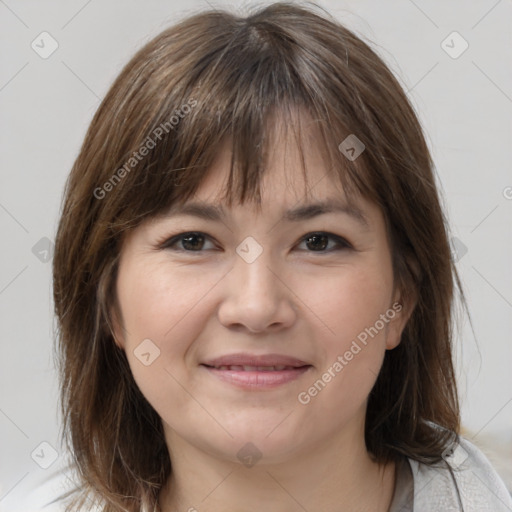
[{"xmin": 217, "ymin": 419, "xmax": 313, "ymax": 465}]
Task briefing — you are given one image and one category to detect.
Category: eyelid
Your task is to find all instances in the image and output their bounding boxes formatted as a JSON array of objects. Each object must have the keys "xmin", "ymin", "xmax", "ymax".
[
  {"xmin": 156, "ymin": 231, "xmax": 218, "ymax": 251},
  {"xmin": 297, "ymin": 232, "xmax": 353, "ymax": 251},
  {"xmin": 157, "ymin": 231, "xmax": 353, "ymax": 253}
]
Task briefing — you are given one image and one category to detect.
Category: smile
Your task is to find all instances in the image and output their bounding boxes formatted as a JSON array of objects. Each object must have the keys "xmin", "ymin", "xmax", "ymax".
[
  {"xmin": 207, "ymin": 365, "xmax": 297, "ymax": 371},
  {"xmin": 200, "ymin": 363, "xmax": 312, "ymax": 389}
]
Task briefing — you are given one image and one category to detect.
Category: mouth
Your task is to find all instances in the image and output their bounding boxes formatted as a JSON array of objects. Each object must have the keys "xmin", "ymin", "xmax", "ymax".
[
  {"xmin": 200, "ymin": 353, "xmax": 313, "ymax": 389},
  {"xmin": 205, "ymin": 364, "xmax": 302, "ymax": 371}
]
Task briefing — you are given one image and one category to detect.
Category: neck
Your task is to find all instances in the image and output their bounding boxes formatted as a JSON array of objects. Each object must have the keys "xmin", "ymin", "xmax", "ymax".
[{"xmin": 158, "ymin": 421, "xmax": 396, "ymax": 512}]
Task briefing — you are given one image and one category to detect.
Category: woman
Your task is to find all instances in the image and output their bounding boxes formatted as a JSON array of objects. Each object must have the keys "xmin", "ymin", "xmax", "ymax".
[{"xmin": 52, "ymin": 3, "xmax": 512, "ymax": 511}]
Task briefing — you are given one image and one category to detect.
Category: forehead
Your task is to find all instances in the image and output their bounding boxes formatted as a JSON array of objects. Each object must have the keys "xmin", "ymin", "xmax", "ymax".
[
  {"xmin": 160, "ymin": 132, "xmax": 377, "ymax": 232},
  {"xmin": 191, "ymin": 114, "xmax": 347, "ymax": 208},
  {"xmin": 141, "ymin": 104, "xmax": 381, "ymax": 235}
]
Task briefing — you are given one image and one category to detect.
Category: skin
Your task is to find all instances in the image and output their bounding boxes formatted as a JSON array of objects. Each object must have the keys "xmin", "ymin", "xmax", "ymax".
[{"xmin": 112, "ymin": 118, "xmax": 414, "ymax": 512}]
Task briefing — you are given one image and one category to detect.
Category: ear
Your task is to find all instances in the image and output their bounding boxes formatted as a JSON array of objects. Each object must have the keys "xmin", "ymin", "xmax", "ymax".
[{"xmin": 385, "ymin": 289, "xmax": 416, "ymax": 350}]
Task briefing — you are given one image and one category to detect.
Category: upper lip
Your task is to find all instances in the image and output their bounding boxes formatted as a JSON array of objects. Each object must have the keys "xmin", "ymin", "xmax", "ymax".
[{"xmin": 201, "ymin": 353, "xmax": 311, "ymax": 368}]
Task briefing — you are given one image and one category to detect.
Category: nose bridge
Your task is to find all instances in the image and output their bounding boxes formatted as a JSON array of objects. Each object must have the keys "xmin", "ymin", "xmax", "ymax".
[
  {"xmin": 233, "ymin": 241, "xmax": 280, "ymax": 303},
  {"xmin": 217, "ymin": 240, "xmax": 296, "ymax": 332}
]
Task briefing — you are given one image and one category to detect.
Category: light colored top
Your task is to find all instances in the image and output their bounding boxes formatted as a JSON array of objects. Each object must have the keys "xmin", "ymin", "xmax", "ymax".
[
  {"xmin": 9, "ymin": 435, "xmax": 512, "ymax": 511},
  {"xmin": 389, "ymin": 436, "xmax": 512, "ymax": 511}
]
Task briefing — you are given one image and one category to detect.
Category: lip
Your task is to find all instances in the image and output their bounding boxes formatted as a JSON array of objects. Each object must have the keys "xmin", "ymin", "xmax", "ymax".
[
  {"xmin": 202, "ymin": 353, "xmax": 310, "ymax": 368},
  {"xmin": 200, "ymin": 353, "xmax": 313, "ymax": 390}
]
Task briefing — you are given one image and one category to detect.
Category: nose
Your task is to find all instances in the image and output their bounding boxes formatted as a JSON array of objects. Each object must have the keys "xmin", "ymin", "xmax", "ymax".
[{"xmin": 217, "ymin": 249, "xmax": 297, "ymax": 334}]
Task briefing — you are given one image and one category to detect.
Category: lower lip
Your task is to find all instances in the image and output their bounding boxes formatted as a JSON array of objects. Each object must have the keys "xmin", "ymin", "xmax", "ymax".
[{"xmin": 201, "ymin": 365, "xmax": 312, "ymax": 389}]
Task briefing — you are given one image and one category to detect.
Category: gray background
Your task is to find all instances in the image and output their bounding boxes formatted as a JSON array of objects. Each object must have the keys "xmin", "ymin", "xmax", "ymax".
[{"xmin": 1, "ymin": 0, "xmax": 511, "ymax": 510}]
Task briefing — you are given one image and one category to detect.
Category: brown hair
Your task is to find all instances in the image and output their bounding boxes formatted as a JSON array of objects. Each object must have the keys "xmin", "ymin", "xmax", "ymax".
[{"xmin": 52, "ymin": 2, "xmax": 464, "ymax": 511}]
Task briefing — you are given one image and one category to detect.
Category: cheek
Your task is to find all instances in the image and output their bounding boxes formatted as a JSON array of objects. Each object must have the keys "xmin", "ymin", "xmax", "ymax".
[
  {"xmin": 115, "ymin": 260, "xmax": 224, "ymax": 425},
  {"xmin": 305, "ymin": 261, "xmax": 393, "ymax": 342},
  {"xmin": 118, "ymin": 260, "xmax": 219, "ymax": 344},
  {"xmin": 116, "ymin": 258, "xmax": 222, "ymax": 381},
  {"xmin": 298, "ymin": 264, "xmax": 392, "ymax": 411}
]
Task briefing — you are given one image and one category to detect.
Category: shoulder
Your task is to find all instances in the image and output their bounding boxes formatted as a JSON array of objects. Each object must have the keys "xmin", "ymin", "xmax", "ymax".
[{"xmin": 407, "ymin": 435, "xmax": 512, "ymax": 511}]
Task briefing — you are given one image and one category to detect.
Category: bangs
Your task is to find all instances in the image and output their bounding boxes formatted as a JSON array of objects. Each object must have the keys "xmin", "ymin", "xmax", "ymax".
[{"xmin": 103, "ymin": 13, "xmax": 378, "ymax": 231}]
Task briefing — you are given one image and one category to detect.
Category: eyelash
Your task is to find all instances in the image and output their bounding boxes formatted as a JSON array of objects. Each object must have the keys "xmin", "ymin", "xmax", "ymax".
[{"xmin": 157, "ymin": 231, "xmax": 353, "ymax": 254}]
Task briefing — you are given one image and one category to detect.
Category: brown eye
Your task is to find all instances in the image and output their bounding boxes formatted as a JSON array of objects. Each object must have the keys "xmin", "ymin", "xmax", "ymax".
[
  {"xmin": 161, "ymin": 232, "xmax": 215, "ymax": 252},
  {"xmin": 299, "ymin": 232, "xmax": 351, "ymax": 252},
  {"xmin": 181, "ymin": 233, "xmax": 205, "ymax": 250},
  {"xmin": 305, "ymin": 234, "xmax": 328, "ymax": 251}
]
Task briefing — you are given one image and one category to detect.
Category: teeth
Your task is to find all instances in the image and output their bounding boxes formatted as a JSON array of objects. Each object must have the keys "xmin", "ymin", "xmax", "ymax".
[{"xmin": 213, "ymin": 365, "xmax": 294, "ymax": 371}]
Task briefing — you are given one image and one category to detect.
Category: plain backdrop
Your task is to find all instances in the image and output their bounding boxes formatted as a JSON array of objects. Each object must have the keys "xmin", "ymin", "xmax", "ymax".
[{"xmin": 0, "ymin": 0, "xmax": 511, "ymax": 510}]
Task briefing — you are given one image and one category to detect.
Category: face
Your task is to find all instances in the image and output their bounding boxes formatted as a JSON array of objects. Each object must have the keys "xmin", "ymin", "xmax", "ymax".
[{"xmin": 112, "ymin": 122, "xmax": 410, "ymax": 466}]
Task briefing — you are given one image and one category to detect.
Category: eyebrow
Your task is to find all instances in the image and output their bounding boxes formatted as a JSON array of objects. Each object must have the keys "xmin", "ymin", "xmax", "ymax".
[{"xmin": 163, "ymin": 199, "xmax": 370, "ymax": 229}]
